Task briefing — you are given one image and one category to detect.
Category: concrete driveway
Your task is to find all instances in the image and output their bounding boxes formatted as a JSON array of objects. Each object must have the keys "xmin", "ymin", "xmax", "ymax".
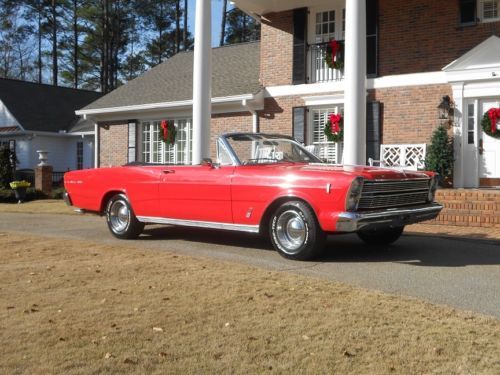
[{"xmin": 1, "ymin": 212, "xmax": 499, "ymax": 318}]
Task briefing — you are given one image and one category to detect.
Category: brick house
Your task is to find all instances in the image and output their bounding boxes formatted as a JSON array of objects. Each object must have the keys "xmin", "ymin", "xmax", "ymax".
[{"xmin": 77, "ymin": 0, "xmax": 500, "ymax": 189}]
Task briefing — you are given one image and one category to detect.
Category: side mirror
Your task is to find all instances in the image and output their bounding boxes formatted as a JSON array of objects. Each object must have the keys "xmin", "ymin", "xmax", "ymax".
[{"xmin": 201, "ymin": 158, "xmax": 219, "ymax": 169}]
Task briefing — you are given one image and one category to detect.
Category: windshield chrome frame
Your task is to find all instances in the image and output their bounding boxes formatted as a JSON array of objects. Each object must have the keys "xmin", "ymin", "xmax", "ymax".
[{"xmin": 218, "ymin": 133, "xmax": 323, "ymax": 166}]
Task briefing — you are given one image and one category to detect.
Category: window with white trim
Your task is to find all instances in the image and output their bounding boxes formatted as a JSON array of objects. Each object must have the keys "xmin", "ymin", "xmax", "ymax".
[
  {"xmin": 480, "ymin": 0, "xmax": 499, "ymax": 21},
  {"xmin": 310, "ymin": 106, "xmax": 344, "ymax": 163},
  {"xmin": 140, "ymin": 119, "xmax": 192, "ymax": 164},
  {"xmin": 76, "ymin": 141, "xmax": 84, "ymax": 170}
]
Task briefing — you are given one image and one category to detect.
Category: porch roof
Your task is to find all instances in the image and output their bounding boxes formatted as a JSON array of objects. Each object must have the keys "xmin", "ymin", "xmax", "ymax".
[
  {"xmin": 80, "ymin": 41, "xmax": 262, "ymax": 114},
  {"xmin": 232, "ymin": 0, "xmax": 327, "ymax": 17}
]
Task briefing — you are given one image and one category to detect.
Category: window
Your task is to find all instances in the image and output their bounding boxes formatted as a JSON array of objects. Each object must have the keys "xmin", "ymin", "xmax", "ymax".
[
  {"xmin": 76, "ymin": 141, "xmax": 84, "ymax": 170},
  {"xmin": 467, "ymin": 103, "xmax": 475, "ymax": 144},
  {"xmin": 310, "ymin": 106, "xmax": 343, "ymax": 163},
  {"xmin": 140, "ymin": 119, "xmax": 192, "ymax": 164},
  {"xmin": 315, "ymin": 10, "xmax": 336, "ymax": 43},
  {"xmin": 480, "ymin": 0, "xmax": 500, "ymax": 21}
]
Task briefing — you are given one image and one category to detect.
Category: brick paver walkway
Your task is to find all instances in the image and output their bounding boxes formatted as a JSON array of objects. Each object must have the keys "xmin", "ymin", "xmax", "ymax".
[{"xmin": 407, "ymin": 223, "xmax": 500, "ymax": 242}]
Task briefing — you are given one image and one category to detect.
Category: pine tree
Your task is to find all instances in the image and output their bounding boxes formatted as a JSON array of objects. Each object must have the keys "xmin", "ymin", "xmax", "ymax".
[
  {"xmin": 224, "ymin": 8, "xmax": 260, "ymax": 45},
  {"xmin": 425, "ymin": 125, "xmax": 454, "ymax": 186}
]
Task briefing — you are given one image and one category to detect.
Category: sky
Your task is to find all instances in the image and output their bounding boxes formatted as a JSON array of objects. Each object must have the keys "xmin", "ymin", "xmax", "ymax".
[{"xmin": 187, "ymin": 0, "xmax": 230, "ymax": 47}]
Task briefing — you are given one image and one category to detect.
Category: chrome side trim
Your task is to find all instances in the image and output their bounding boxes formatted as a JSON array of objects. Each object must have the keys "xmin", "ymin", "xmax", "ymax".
[
  {"xmin": 137, "ymin": 216, "xmax": 260, "ymax": 233},
  {"xmin": 335, "ymin": 203, "xmax": 443, "ymax": 232}
]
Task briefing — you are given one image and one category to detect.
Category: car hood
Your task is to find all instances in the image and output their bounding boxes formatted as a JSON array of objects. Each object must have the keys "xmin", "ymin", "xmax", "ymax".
[{"xmin": 288, "ymin": 163, "xmax": 431, "ymax": 180}]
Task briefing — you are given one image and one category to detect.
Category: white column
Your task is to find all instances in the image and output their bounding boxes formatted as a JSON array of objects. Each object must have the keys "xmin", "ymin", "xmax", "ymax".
[
  {"xmin": 344, "ymin": 0, "xmax": 367, "ymax": 165},
  {"xmin": 192, "ymin": 0, "xmax": 212, "ymax": 165}
]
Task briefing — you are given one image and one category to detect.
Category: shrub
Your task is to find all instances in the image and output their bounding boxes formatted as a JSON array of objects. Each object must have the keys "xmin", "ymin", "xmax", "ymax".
[
  {"xmin": 0, "ymin": 188, "xmax": 48, "ymax": 203},
  {"xmin": 425, "ymin": 125, "xmax": 454, "ymax": 186},
  {"xmin": 0, "ymin": 146, "xmax": 16, "ymax": 189}
]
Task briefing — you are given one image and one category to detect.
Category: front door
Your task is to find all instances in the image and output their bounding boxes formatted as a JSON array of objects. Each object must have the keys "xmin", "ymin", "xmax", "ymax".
[
  {"xmin": 479, "ymin": 99, "xmax": 500, "ymax": 186},
  {"xmin": 159, "ymin": 165, "xmax": 234, "ymax": 223}
]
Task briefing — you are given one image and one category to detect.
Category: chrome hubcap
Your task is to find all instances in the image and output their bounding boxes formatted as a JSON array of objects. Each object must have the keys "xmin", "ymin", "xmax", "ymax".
[
  {"xmin": 275, "ymin": 210, "xmax": 306, "ymax": 254},
  {"xmin": 109, "ymin": 200, "xmax": 130, "ymax": 233}
]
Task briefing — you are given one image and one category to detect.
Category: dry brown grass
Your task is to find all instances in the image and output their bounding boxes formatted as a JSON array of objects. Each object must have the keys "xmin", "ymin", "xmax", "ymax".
[
  {"xmin": 0, "ymin": 200, "xmax": 75, "ymax": 215},
  {"xmin": 0, "ymin": 232, "xmax": 499, "ymax": 374}
]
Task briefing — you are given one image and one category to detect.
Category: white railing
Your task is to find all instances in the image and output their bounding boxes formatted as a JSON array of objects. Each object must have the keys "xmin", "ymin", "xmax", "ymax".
[
  {"xmin": 305, "ymin": 142, "xmax": 343, "ymax": 164},
  {"xmin": 309, "ymin": 42, "xmax": 344, "ymax": 83},
  {"xmin": 368, "ymin": 144, "xmax": 427, "ymax": 170}
]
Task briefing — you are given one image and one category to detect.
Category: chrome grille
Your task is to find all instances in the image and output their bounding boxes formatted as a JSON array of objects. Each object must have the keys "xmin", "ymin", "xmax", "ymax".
[{"xmin": 359, "ymin": 179, "xmax": 430, "ymax": 210}]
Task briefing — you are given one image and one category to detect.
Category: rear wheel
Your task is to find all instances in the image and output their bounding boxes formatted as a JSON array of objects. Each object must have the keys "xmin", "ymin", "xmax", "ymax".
[
  {"xmin": 105, "ymin": 194, "xmax": 144, "ymax": 239},
  {"xmin": 357, "ymin": 226, "xmax": 404, "ymax": 245},
  {"xmin": 269, "ymin": 201, "xmax": 325, "ymax": 260}
]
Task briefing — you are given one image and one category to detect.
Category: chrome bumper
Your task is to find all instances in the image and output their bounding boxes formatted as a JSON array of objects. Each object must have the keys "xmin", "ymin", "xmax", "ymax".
[
  {"xmin": 335, "ymin": 203, "xmax": 443, "ymax": 232},
  {"xmin": 63, "ymin": 191, "xmax": 72, "ymax": 206}
]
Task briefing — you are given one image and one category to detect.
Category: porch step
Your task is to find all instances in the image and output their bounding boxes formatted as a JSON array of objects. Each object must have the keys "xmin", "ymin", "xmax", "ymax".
[{"xmin": 430, "ymin": 189, "xmax": 500, "ymax": 228}]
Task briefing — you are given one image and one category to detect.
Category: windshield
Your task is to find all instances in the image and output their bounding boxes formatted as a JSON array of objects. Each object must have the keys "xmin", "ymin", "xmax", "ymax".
[{"xmin": 223, "ymin": 134, "xmax": 322, "ymax": 165}]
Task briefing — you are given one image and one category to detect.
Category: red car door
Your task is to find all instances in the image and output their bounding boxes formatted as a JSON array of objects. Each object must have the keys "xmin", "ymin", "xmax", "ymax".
[{"xmin": 159, "ymin": 164, "xmax": 234, "ymax": 223}]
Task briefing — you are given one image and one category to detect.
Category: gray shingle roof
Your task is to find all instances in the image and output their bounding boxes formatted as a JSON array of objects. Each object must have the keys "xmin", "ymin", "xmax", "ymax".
[
  {"xmin": 82, "ymin": 41, "xmax": 262, "ymax": 111},
  {"xmin": 0, "ymin": 78, "xmax": 102, "ymax": 132}
]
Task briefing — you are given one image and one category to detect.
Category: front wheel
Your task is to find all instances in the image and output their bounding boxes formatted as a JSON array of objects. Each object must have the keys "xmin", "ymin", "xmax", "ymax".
[
  {"xmin": 105, "ymin": 194, "xmax": 144, "ymax": 239},
  {"xmin": 269, "ymin": 201, "xmax": 325, "ymax": 260},
  {"xmin": 357, "ymin": 226, "xmax": 404, "ymax": 245}
]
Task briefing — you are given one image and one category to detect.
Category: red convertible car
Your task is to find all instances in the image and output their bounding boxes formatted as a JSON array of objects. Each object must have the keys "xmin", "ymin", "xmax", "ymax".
[{"xmin": 64, "ymin": 133, "xmax": 442, "ymax": 260}]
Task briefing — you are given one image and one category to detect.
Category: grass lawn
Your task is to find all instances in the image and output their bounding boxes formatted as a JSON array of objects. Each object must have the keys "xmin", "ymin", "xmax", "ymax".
[
  {"xmin": 0, "ymin": 199, "xmax": 76, "ymax": 215},
  {"xmin": 0, "ymin": 232, "xmax": 498, "ymax": 374}
]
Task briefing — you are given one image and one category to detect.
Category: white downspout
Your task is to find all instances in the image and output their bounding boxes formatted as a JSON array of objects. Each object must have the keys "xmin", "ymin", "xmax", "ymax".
[
  {"xmin": 344, "ymin": 0, "xmax": 367, "ymax": 165},
  {"xmin": 192, "ymin": 0, "xmax": 212, "ymax": 164},
  {"xmin": 243, "ymin": 99, "xmax": 258, "ymax": 133}
]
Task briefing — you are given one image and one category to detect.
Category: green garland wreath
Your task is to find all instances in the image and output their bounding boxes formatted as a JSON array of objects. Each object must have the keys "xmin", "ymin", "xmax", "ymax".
[
  {"xmin": 160, "ymin": 120, "xmax": 177, "ymax": 145},
  {"xmin": 323, "ymin": 115, "xmax": 344, "ymax": 143},
  {"xmin": 481, "ymin": 109, "xmax": 500, "ymax": 139},
  {"xmin": 325, "ymin": 40, "xmax": 344, "ymax": 71}
]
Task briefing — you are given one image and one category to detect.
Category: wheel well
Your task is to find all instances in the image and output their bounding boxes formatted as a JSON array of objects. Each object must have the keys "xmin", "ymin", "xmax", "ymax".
[
  {"xmin": 100, "ymin": 191, "xmax": 124, "ymax": 214},
  {"xmin": 259, "ymin": 197, "xmax": 316, "ymax": 236}
]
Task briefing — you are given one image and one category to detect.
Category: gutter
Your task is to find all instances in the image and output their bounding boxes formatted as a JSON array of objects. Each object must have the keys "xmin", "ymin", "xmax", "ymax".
[
  {"xmin": 242, "ymin": 99, "xmax": 259, "ymax": 133},
  {"xmin": 76, "ymin": 93, "xmax": 259, "ymax": 117}
]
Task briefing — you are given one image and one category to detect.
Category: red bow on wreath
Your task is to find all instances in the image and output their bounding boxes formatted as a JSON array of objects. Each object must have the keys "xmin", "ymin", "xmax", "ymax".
[
  {"xmin": 329, "ymin": 113, "xmax": 342, "ymax": 133},
  {"xmin": 161, "ymin": 120, "xmax": 169, "ymax": 140},
  {"xmin": 329, "ymin": 40, "xmax": 340, "ymax": 64},
  {"xmin": 487, "ymin": 108, "xmax": 500, "ymax": 133}
]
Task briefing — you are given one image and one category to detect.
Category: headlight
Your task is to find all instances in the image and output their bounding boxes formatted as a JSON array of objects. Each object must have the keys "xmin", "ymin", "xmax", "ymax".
[
  {"xmin": 346, "ymin": 177, "xmax": 364, "ymax": 211},
  {"xmin": 428, "ymin": 175, "xmax": 439, "ymax": 202}
]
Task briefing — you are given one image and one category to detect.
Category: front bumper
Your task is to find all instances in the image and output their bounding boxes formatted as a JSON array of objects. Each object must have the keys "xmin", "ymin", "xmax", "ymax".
[
  {"xmin": 335, "ymin": 203, "xmax": 443, "ymax": 232},
  {"xmin": 63, "ymin": 191, "xmax": 72, "ymax": 206}
]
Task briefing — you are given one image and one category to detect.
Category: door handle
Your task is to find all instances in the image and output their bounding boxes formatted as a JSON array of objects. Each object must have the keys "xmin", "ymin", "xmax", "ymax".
[
  {"xmin": 162, "ymin": 169, "xmax": 175, "ymax": 174},
  {"xmin": 478, "ymin": 139, "xmax": 484, "ymax": 155}
]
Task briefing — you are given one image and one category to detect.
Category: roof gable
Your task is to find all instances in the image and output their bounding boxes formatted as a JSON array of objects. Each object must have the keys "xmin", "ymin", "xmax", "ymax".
[
  {"xmin": 443, "ymin": 36, "xmax": 500, "ymax": 72},
  {"xmin": 0, "ymin": 79, "xmax": 102, "ymax": 132}
]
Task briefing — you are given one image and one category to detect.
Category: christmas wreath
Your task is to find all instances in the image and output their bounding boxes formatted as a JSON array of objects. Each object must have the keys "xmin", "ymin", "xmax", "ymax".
[
  {"xmin": 160, "ymin": 120, "xmax": 177, "ymax": 144},
  {"xmin": 324, "ymin": 113, "xmax": 343, "ymax": 142},
  {"xmin": 325, "ymin": 39, "xmax": 344, "ymax": 71},
  {"xmin": 481, "ymin": 108, "xmax": 500, "ymax": 139}
]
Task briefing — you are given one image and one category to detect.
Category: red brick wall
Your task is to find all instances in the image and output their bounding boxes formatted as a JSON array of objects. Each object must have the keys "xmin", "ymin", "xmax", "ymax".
[
  {"xmin": 99, "ymin": 122, "xmax": 128, "ymax": 167},
  {"xmin": 210, "ymin": 112, "xmax": 253, "ymax": 158},
  {"xmin": 258, "ymin": 96, "xmax": 305, "ymax": 136},
  {"xmin": 260, "ymin": 11, "xmax": 294, "ymax": 87},
  {"xmin": 368, "ymin": 84, "xmax": 453, "ymax": 144},
  {"xmin": 432, "ymin": 189, "xmax": 500, "ymax": 228},
  {"xmin": 98, "ymin": 114, "xmax": 254, "ymax": 166},
  {"xmin": 378, "ymin": 0, "xmax": 500, "ymax": 76}
]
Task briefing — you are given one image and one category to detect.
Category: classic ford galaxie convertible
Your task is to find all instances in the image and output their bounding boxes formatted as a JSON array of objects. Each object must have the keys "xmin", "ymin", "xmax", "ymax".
[{"xmin": 64, "ymin": 133, "xmax": 442, "ymax": 260}]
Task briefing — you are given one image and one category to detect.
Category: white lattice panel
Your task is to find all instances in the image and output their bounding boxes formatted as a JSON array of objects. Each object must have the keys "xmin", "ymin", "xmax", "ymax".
[{"xmin": 377, "ymin": 144, "xmax": 427, "ymax": 170}]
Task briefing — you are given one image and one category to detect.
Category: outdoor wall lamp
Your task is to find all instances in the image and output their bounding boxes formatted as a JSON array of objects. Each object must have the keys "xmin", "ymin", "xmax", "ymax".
[{"xmin": 437, "ymin": 95, "xmax": 455, "ymax": 120}]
